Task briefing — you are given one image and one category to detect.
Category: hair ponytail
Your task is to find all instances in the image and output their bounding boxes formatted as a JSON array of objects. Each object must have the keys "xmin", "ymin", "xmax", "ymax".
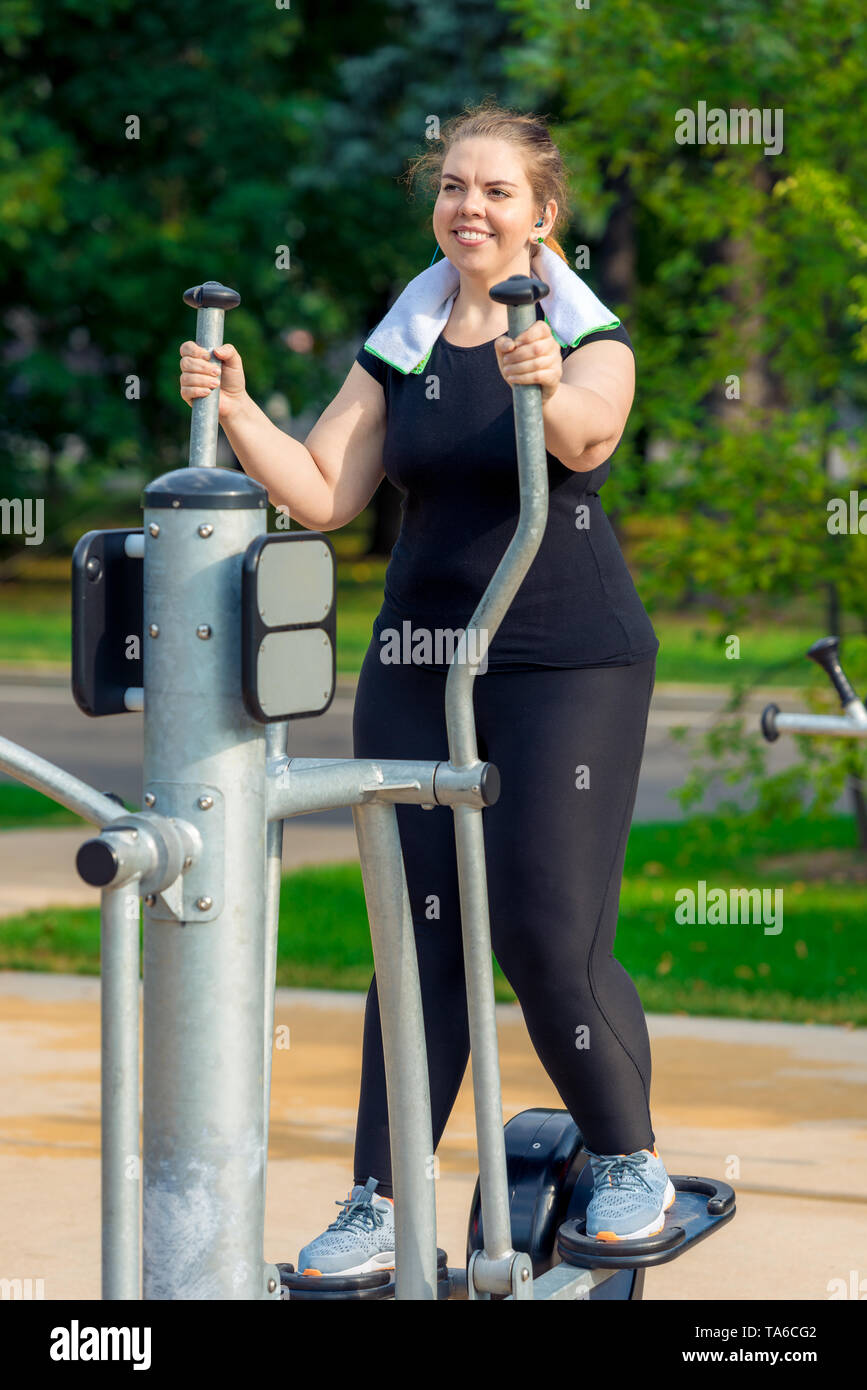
[{"xmin": 538, "ymin": 234, "xmax": 570, "ymax": 266}]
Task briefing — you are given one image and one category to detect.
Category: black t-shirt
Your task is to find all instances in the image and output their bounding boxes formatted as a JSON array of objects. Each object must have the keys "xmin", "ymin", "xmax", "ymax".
[{"xmin": 354, "ymin": 302, "xmax": 658, "ymax": 672}]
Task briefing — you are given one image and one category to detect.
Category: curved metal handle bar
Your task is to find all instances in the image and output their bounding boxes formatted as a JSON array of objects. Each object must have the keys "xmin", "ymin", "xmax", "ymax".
[
  {"xmin": 0, "ymin": 733, "xmax": 131, "ymax": 827},
  {"xmin": 443, "ymin": 273, "xmax": 552, "ymax": 1289},
  {"xmin": 444, "ymin": 276, "xmax": 549, "ymax": 766}
]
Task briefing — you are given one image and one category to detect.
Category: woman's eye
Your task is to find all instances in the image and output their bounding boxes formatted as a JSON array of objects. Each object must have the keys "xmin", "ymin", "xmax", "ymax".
[{"xmin": 442, "ymin": 183, "xmax": 507, "ymax": 196}]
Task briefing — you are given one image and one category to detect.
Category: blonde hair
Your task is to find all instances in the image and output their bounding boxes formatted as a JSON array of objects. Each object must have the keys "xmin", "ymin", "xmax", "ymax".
[{"xmin": 401, "ymin": 96, "xmax": 571, "ymax": 265}]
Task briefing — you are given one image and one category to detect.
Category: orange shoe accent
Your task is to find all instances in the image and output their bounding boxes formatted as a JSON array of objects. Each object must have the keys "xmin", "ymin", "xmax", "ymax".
[
  {"xmin": 300, "ymin": 1268, "xmax": 323, "ymax": 1276},
  {"xmin": 594, "ymin": 1216, "xmax": 666, "ymax": 1243}
]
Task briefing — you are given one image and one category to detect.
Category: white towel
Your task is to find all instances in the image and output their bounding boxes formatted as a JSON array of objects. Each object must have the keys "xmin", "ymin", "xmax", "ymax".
[{"xmin": 361, "ymin": 242, "xmax": 620, "ymax": 375}]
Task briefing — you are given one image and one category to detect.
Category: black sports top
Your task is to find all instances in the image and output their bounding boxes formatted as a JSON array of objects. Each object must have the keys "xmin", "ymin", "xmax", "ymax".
[{"xmin": 354, "ymin": 301, "xmax": 658, "ymax": 672}]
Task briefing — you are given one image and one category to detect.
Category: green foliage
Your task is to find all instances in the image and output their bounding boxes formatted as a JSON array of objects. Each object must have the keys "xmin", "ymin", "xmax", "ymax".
[
  {"xmin": 5, "ymin": 0, "xmax": 867, "ymax": 827},
  {"xmin": 501, "ymin": 0, "xmax": 867, "ymax": 823},
  {"xmin": 0, "ymin": 0, "xmax": 525, "ymax": 556}
]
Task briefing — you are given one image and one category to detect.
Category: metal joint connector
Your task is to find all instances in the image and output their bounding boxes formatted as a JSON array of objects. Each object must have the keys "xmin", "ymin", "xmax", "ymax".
[
  {"xmin": 433, "ymin": 758, "xmax": 500, "ymax": 808},
  {"xmin": 76, "ymin": 811, "xmax": 201, "ymax": 899}
]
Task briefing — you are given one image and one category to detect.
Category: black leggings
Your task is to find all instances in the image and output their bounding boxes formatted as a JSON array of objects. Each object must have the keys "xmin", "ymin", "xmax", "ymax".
[{"xmin": 351, "ymin": 643, "xmax": 657, "ymax": 1199}]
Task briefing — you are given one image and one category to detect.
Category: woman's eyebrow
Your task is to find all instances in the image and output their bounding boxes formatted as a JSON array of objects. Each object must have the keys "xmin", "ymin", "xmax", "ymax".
[{"xmin": 441, "ymin": 174, "xmax": 519, "ymax": 187}]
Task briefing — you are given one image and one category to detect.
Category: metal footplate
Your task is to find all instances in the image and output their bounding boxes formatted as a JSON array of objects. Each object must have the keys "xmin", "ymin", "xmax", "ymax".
[
  {"xmin": 277, "ymin": 1248, "xmax": 451, "ymax": 1300},
  {"xmin": 556, "ymin": 1175, "xmax": 736, "ymax": 1270}
]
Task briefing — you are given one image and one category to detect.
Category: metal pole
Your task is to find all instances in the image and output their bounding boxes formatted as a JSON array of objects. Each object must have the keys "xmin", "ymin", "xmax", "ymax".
[
  {"xmin": 445, "ymin": 280, "xmax": 550, "ymax": 1280},
  {"xmin": 263, "ymin": 720, "xmax": 289, "ymax": 1172},
  {"xmin": 0, "ymin": 735, "xmax": 129, "ymax": 828},
  {"xmin": 0, "ymin": 735, "xmax": 143, "ymax": 1297},
  {"xmin": 184, "ymin": 281, "xmax": 240, "ymax": 469},
  {"xmin": 141, "ymin": 281, "xmax": 273, "ymax": 1299},
  {"xmin": 352, "ymin": 801, "xmax": 439, "ymax": 1300},
  {"xmin": 140, "ymin": 473, "xmax": 270, "ymax": 1299},
  {"xmin": 101, "ymin": 883, "xmax": 142, "ymax": 1299}
]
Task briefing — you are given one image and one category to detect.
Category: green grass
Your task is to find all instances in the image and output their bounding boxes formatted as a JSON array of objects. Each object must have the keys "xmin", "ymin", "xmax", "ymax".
[
  {"xmin": 646, "ymin": 614, "xmax": 827, "ymax": 687},
  {"xmin": 0, "ymin": 783, "xmax": 111, "ymax": 829},
  {"xmin": 0, "ymin": 535, "xmax": 850, "ymax": 685},
  {"xmin": 0, "ymin": 580, "xmax": 839, "ymax": 685},
  {"xmin": 1, "ymin": 811, "xmax": 864, "ymax": 1024},
  {"xmin": 0, "ymin": 543, "xmax": 390, "ymax": 675}
]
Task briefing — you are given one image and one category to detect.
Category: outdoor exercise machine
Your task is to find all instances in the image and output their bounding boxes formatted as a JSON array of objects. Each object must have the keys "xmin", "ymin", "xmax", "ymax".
[
  {"xmin": 762, "ymin": 636, "xmax": 867, "ymax": 744},
  {"xmin": 0, "ymin": 275, "xmax": 734, "ymax": 1300}
]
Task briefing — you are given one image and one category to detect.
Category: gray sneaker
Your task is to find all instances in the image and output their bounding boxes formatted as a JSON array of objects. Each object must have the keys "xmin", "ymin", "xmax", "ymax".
[
  {"xmin": 584, "ymin": 1145, "xmax": 676, "ymax": 1240},
  {"xmin": 296, "ymin": 1177, "xmax": 395, "ymax": 1277}
]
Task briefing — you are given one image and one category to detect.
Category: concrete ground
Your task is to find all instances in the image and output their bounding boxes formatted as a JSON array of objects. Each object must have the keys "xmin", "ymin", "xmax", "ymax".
[
  {"xmin": 1, "ymin": 970, "xmax": 865, "ymax": 1302},
  {"xmin": 1, "ymin": 666, "xmax": 865, "ymax": 1302}
]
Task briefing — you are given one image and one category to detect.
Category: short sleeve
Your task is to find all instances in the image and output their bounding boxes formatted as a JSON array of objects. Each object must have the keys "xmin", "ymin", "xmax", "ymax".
[
  {"xmin": 562, "ymin": 321, "xmax": 634, "ymax": 359},
  {"xmin": 355, "ymin": 343, "xmax": 390, "ymax": 388}
]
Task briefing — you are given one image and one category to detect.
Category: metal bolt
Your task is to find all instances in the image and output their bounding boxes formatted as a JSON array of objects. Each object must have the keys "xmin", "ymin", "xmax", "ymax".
[
  {"xmin": 144, "ymin": 792, "xmax": 156, "ymax": 807},
  {"xmin": 196, "ymin": 624, "xmax": 212, "ymax": 640},
  {"xmin": 198, "ymin": 523, "xmax": 214, "ymax": 538},
  {"xmin": 148, "ymin": 623, "xmax": 159, "ymax": 638},
  {"xmin": 197, "ymin": 795, "xmax": 214, "ymax": 811},
  {"xmin": 267, "ymin": 1278, "xmax": 277, "ymax": 1293},
  {"xmin": 172, "ymin": 500, "xmax": 180, "ymax": 509},
  {"xmin": 148, "ymin": 522, "xmax": 160, "ymax": 538},
  {"xmin": 520, "ymin": 1267, "xmax": 530, "ymax": 1281},
  {"xmin": 184, "ymin": 856, "xmax": 192, "ymax": 868},
  {"xmin": 144, "ymin": 893, "xmax": 156, "ymax": 907},
  {"xmin": 196, "ymin": 896, "xmax": 213, "ymax": 911}
]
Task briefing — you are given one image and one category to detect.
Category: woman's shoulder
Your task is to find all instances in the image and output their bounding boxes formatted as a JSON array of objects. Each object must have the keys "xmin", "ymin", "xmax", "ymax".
[
  {"xmin": 530, "ymin": 302, "xmax": 634, "ymax": 358},
  {"xmin": 561, "ymin": 321, "xmax": 634, "ymax": 359},
  {"xmin": 354, "ymin": 342, "xmax": 391, "ymax": 386}
]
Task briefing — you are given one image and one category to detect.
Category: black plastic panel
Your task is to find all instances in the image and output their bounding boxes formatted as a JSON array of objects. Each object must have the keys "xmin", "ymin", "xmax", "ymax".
[
  {"xmin": 71, "ymin": 528, "xmax": 143, "ymax": 717},
  {"xmin": 241, "ymin": 531, "xmax": 337, "ymax": 723}
]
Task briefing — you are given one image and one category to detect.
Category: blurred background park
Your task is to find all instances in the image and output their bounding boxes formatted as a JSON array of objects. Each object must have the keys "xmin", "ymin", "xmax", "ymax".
[{"xmin": 1, "ymin": 0, "xmax": 866, "ymax": 1024}]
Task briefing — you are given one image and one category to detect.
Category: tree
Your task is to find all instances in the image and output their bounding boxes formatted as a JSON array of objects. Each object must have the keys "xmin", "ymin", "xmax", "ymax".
[{"xmin": 500, "ymin": 0, "xmax": 867, "ymax": 834}]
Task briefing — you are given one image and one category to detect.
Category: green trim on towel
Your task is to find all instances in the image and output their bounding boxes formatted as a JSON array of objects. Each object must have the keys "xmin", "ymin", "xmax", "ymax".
[
  {"xmin": 546, "ymin": 315, "xmax": 622, "ymax": 349},
  {"xmin": 361, "ymin": 343, "xmax": 434, "ymax": 376},
  {"xmin": 362, "ymin": 314, "xmax": 622, "ymax": 375}
]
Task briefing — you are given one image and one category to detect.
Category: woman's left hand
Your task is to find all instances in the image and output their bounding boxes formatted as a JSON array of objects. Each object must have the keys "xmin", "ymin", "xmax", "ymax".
[{"xmin": 494, "ymin": 319, "xmax": 562, "ymax": 405}]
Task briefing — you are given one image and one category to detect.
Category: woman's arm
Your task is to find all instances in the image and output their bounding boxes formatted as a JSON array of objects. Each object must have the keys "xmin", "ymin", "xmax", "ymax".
[{"xmin": 542, "ymin": 340, "xmax": 635, "ymax": 473}]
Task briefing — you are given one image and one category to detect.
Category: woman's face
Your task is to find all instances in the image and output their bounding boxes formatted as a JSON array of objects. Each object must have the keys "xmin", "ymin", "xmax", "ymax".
[{"xmin": 432, "ymin": 137, "xmax": 554, "ymax": 283}]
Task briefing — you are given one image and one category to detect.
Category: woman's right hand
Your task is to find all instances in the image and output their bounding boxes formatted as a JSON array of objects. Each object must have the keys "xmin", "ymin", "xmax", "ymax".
[{"xmin": 179, "ymin": 341, "xmax": 247, "ymax": 420}]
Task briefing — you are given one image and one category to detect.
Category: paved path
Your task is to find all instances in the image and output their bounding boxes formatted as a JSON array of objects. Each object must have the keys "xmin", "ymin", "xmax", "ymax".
[
  {"xmin": 1, "ymin": 971, "xmax": 865, "ymax": 1302},
  {"xmin": 0, "ymin": 668, "xmax": 839, "ymax": 916},
  {"xmin": 0, "ymin": 664, "xmax": 835, "ymax": 825},
  {"xmin": 2, "ymin": 668, "xmax": 864, "ymax": 1302}
]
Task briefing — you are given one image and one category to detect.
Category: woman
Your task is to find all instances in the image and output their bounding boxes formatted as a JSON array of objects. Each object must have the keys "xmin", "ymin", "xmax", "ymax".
[{"xmin": 179, "ymin": 101, "xmax": 673, "ymax": 1280}]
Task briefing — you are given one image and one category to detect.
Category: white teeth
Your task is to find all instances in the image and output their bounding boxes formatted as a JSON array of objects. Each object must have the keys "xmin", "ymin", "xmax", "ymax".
[{"xmin": 455, "ymin": 231, "xmax": 490, "ymax": 242}]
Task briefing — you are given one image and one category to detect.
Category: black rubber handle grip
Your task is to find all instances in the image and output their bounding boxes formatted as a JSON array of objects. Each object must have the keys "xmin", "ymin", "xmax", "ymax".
[
  {"xmin": 183, "ymin": 280, "xmax": 241, "ymax": 311},
  {"xmin": 489, "ymin": 274, "xmax": 549, "ymax": 307},
  {"xmin": 806, "ymin": 635, "xmax": 859, "ymax": 707}
]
